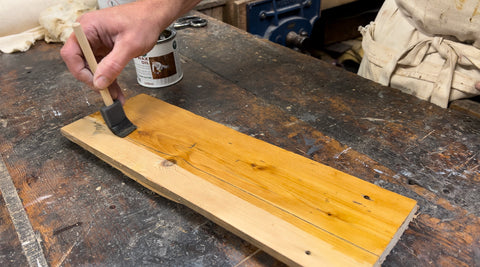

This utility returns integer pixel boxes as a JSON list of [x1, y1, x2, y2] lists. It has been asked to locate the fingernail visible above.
[[94, 76, 111, 89]]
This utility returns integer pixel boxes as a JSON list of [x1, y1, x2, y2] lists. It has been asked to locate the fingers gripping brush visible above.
[[72, 23, 136, 137]]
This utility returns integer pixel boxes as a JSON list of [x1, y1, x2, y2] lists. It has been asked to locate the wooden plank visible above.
[[61, 94, 418, 266], [196, 0, 227, 10], [321, 0, 358, 10], [224, 0, 255, 30], [195, 0, 227, 21], [197, 6, 224, 21]]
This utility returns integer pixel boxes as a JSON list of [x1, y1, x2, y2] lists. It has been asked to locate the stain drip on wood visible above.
[[0, 157, 48, 267]]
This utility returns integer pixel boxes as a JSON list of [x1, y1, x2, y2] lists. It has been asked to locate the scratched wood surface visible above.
[[0, 11, 479, 266], [0, 181, 29, 266]]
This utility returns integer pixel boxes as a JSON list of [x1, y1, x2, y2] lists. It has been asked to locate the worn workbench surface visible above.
[[1, 13, 479, 266]]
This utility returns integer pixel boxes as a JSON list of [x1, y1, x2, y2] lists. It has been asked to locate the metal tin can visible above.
[[133, 28, 183, 88], [97, 0, 135, 9]]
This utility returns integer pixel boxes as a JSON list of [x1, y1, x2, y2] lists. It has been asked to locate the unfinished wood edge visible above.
[[374, 204, 419, 267], [116, 164, 182, 204], [60, 116, 375, 266], [60, 121, 181, 204]]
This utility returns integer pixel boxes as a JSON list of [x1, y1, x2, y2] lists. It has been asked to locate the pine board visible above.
[[61, 94, 418, 266]]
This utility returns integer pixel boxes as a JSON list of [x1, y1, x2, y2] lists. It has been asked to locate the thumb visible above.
[[93, 42, 135, 89]]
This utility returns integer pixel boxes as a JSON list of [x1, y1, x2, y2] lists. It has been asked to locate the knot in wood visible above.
[[162, 158, 177, 167]]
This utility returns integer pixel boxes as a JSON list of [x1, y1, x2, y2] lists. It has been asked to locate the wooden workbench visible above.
[[1, 12, 479, 266]]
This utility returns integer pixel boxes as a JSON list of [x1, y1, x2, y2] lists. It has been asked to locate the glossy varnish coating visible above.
[[62, 94, 418, 266]]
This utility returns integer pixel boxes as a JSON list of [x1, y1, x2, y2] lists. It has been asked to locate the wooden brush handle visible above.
[[72, 22, 114, 106]]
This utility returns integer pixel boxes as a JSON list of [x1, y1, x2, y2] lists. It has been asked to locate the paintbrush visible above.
[[72, 22, 136, 138]]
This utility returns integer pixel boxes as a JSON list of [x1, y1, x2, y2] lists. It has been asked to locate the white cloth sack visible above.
[[0, 0, 58, 37], [358, 0, 480, 108], [0, 0, 97, 53], [39, 1, 97, 43], [395, 0, 480, 48]]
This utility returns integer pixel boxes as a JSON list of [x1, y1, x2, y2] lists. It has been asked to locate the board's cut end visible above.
[[374, 203, 418, 267], [100, 100, 137, 138]]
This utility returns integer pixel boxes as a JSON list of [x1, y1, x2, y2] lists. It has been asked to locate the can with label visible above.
[[133, 28, 183, 88]]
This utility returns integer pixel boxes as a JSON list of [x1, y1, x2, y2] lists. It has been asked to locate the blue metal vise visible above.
[[246, 0, 321, 46]]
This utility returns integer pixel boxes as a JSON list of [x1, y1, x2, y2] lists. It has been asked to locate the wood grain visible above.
[[224, 0, 254, 30], [61, 94, 417, 266]]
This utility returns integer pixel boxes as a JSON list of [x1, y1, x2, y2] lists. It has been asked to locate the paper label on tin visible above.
[[133, 30, 183, 88], [150, 53, 177, 78], [134, 53, 178, 83]]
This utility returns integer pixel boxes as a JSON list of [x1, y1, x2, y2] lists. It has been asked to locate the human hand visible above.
[[61, 0, 201, 103]]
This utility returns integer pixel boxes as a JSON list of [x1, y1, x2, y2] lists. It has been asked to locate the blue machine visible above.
[[246, 0, 321, 46]]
